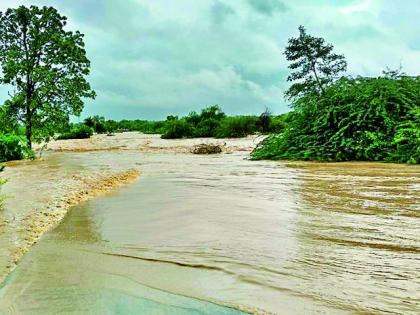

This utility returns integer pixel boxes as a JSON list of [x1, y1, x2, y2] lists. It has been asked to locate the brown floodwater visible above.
[[0, 152, 419, 314]]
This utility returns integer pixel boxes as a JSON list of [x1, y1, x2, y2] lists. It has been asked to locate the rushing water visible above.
[[0, 152, 419, 314]]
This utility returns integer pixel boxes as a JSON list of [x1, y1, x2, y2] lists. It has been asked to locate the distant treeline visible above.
[[59, 106, 289, 140]]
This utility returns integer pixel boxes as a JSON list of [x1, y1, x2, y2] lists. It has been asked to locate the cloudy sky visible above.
[[0, 0, 419, 120]]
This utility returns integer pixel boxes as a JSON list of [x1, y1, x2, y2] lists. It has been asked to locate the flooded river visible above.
[[0, 152, 419, 314]]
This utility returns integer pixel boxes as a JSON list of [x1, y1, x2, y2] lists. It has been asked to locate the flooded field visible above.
[[0, 150, 419, 314]]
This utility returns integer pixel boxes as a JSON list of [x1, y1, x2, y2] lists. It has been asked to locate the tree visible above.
[[257, 108, 272, 133], [84, 115, 106, 133], [0, 5, 95, 148], [284, 25, 347, 101]]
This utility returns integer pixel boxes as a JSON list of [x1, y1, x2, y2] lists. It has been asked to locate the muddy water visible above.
[[0, 152, 419, 314]]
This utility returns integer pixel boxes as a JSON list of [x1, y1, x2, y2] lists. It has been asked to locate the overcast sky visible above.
[[0, 0, 419, 120]]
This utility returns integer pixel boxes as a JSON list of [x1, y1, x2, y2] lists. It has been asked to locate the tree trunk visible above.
[[311, 62, 325, 95], [26, 107, 32, 149], [22, 22, 33, 150]]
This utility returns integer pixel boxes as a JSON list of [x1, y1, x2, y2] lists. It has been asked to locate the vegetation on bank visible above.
[[57, 125, 93, 140], [57, 106, 287, 140], [251, 26, 419, 164], [160, 106, 287, 139], [0, 134, 34, 162], [252, 75, 420, 163]]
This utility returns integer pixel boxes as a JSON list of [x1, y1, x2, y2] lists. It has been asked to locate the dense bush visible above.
[[252, 75, 420, 163], [57, 124, 93, 140], [269, 114, 289, 133], [84, 116, 107, 133], [137, 121, 166, 134], [186, 105, 226, 137], [0, 134, 33, 162], [215, 116, 258, 138], [83, 116, 166, 134], [160, 105, 276, 139], [161, 119, 193, 139]]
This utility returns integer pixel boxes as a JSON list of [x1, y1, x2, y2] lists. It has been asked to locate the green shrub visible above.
[[387, 109, 420, 164], [269, 114, 289, 133], [216, 116, 258, 138], [57, 124, 93, 140], [84, 116, 106, 133], [138, 121, 166, 134], [187, 105, 226, 137], [193, 118, 222, 137], [0, 134, 33, 162], [161, 119, 193, 139], [252, 75, 420, 163], [160, 105, 226, 139]]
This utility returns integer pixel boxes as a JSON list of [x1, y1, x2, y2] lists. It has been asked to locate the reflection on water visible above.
[[0, 152, 419, 314]]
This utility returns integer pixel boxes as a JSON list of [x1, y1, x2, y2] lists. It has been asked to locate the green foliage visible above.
[[57, 124, 93, 140], [160, 105, 284, 139], [0, 133, 33, 162], [285, 25, 347, 101], [186, 105, 226, 137], [269, 113, 289, 133], [84, 116, 107, 133], [161, 119, 192, 139], [252, 75, 420, 163], [215, 116, 258, 138], [137, 121, 166, 134], [387, 108, 420, 164], [83, 116, 165, 134], [161, 105, 225, 139], [80, 105, 274, 140], [0, 5, 95, 148]]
